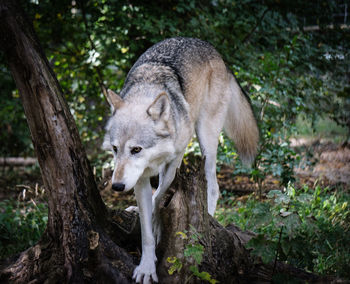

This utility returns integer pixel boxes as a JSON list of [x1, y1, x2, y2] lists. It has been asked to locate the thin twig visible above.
[[272, 225, 283, 278], [241, 8, 269, 44], [272, 203, 290, 279]]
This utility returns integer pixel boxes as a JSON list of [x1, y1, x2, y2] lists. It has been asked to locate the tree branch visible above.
[[241, 8, 269, 44]]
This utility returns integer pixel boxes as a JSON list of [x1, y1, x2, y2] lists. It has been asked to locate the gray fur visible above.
[[123, 37, 220, 94]]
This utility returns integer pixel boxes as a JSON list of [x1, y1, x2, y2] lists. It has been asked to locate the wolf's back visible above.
[[124, 37, 221, 92], [132, 37, 219, 70]]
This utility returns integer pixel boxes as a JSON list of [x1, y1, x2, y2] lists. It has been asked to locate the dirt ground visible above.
[[292, 138, 350, 187], [0, 139, 349, 204], [217, 139, 350, 196]]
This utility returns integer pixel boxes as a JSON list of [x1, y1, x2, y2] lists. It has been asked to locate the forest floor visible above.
[[218, 138, 350, 195], [0, 138, 349, 204], [1, 137, 349, 280]]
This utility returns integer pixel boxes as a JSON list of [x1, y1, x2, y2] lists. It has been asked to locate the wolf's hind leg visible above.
[[196, 112, 226, 216], [152, 153, 183, 209]]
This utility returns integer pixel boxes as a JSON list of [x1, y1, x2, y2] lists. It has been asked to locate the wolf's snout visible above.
[[112, 183, 125, 191]]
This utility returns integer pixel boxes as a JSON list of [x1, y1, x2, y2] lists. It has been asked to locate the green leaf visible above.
[[281, 241, 291, 256], [283, 213, 301, 238], [167, 256, 182, 275], [175, 231, 188, 240], [279, 210, 292, 217], [184, 243, 204, 264], [246, 234, 276, 264]]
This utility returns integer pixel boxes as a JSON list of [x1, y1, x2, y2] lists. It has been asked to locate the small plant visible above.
[[167, 225, 218, 283], [0, 198, 48, 259]]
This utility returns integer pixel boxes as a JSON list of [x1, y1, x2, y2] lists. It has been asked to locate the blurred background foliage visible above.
[[1, 0, 349, 183]]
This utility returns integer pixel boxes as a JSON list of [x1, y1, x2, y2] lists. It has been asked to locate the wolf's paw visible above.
[[152, 212, 162, 245], [133, 257, 158, 283], [125, 205, 139, 213]]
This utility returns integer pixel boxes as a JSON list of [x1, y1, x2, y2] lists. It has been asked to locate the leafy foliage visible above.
[[0, 199, 48, 258], [167, 256, 183, 276], [216, 184, 350, 278]]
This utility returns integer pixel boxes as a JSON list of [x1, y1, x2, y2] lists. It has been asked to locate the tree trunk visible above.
[[0, 1, 135, 283], [155, 162, 325, 283], [0, 1, 331, 283]]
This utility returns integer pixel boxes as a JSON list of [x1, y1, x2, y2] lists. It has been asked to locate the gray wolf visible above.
[[103, 37, 259, 283]]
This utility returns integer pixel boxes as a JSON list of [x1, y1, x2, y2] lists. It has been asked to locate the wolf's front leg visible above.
[[152, 154, 184, 244], [133, 178, 158, 284]]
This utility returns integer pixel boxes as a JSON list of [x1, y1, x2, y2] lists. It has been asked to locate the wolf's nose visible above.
[[112, 183, 125, 191]]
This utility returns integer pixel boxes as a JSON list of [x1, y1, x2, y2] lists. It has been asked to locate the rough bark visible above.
[[0, 1, 332, 283]]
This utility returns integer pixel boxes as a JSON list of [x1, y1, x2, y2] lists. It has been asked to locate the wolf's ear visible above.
[[105, 89, 123, 112], [147, 93, 170, 121]]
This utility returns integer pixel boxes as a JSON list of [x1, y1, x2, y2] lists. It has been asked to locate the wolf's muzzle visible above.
[[112, 183, 125, 191]]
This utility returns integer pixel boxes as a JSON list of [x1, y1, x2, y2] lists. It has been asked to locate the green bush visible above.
[[0, 199, 48, 259], [216, 184, 350, 278]]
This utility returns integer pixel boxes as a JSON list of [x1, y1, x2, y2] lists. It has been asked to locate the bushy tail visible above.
[[224, 75, 259, 166]]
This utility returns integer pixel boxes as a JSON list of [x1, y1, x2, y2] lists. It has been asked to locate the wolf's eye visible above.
[[131, 147, 142, 155], [112, 145, 118, 153]]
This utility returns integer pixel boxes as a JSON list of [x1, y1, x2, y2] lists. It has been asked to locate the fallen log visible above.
[[0, 157, 37, 166]]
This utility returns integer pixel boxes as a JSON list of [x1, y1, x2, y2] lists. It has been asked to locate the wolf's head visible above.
[[103, 89, 176, 192]]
